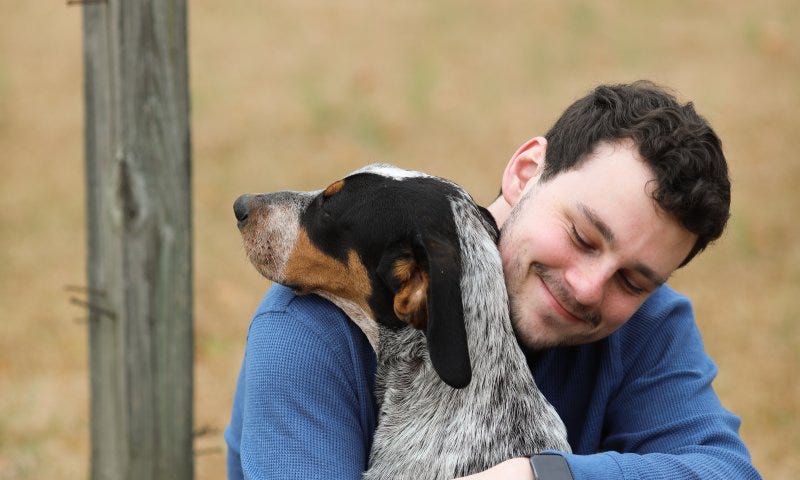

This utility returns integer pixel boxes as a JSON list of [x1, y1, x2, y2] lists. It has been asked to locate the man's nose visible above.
[[564, 259, 613, 307]]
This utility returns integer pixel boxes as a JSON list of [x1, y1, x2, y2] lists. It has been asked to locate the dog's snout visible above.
[[233, 195, 251, 225]]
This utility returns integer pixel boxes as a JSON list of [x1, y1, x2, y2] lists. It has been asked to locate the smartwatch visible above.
[[530, 454, 573, 480]]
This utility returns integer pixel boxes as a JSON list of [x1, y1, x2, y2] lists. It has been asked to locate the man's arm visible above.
[[461, 291, 761, 480], [553, 297, 759, 479], [458, 458, 535, 480], [226, 289, 376, 480], [459, 289, 760, 480]]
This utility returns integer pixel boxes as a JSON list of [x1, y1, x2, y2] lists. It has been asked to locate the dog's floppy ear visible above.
[[377, 234, 472, 389]]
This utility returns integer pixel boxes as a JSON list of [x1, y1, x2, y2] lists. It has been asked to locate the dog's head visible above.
[[234, 164, 495, 388]]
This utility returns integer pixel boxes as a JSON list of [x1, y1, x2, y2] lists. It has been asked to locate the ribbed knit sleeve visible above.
[[534, 285, 761, 480], [225, 285, 377, 480]]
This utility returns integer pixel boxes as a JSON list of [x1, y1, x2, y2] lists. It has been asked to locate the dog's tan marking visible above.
[[283, 228, 374, 316], [323, 179, 345, 198], [391, 257, 429, 330]]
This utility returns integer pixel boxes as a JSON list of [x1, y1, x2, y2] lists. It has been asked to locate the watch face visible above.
[[532, 454, 573, 480]]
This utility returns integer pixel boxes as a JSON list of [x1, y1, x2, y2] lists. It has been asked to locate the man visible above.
[[225, 81, 761, 479]]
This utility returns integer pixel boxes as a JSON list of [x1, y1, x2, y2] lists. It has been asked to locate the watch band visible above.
[[530, 454, 573, 480]]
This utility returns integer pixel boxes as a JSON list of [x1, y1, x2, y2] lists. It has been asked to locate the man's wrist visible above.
[[530, 454, 573, 480]]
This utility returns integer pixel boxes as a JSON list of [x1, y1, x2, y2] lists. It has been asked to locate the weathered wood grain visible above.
[[82, 1, 193, 478]]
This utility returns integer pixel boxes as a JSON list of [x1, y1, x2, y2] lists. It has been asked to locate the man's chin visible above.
[[513, 317, 597, 351], [512, 317, 563, 351], [524, 334, 595, 352]]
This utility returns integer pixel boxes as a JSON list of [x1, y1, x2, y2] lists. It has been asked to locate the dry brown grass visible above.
[[1, 1, 798, 478]]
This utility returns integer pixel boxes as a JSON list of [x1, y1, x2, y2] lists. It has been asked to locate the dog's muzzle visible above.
[[233, 190, 318, 283], [234, 191, 316, 228]]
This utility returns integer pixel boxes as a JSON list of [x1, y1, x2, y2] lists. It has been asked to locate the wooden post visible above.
[[81, 1, 193, 479]]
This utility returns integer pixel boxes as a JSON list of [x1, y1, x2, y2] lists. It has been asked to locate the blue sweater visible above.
[[225, 284, 760, 480]]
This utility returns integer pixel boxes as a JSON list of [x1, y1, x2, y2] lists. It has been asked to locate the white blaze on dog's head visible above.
[[351, 163, 430, 181]]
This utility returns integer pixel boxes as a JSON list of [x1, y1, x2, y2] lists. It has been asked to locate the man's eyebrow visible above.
[[576, 202, 667, 287]]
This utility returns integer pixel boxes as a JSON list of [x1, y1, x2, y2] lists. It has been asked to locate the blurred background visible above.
[[1, 0, 798, 478]]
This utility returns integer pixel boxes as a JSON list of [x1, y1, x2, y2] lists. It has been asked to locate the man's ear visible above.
[[501, 136, 547, 206]]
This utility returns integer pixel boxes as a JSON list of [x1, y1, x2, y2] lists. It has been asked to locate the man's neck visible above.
[[486, 195, 511, 229]]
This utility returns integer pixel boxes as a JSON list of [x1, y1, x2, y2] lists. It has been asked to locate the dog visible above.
[[234, 164, 570, 479]]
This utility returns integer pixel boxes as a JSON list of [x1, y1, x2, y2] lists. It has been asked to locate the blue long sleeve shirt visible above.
[[225, 283, 760, 479]]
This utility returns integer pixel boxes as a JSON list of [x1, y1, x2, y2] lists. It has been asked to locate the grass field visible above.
[[1, 1, 798, 478]]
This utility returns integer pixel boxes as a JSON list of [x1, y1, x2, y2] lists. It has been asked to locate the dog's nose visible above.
[[233, 195, 251, 225]]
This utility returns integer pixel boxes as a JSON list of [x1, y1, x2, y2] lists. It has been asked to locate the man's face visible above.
[[499, 140, 697, 350]]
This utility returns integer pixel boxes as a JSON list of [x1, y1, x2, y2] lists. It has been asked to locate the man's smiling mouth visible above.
[[533, 263, 601, 328]]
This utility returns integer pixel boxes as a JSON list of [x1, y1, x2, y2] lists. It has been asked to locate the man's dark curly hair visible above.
[[541, 80, 730, 267]]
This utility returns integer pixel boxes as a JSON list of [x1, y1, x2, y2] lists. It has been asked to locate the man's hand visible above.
[[456, 457, 534, 480]]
